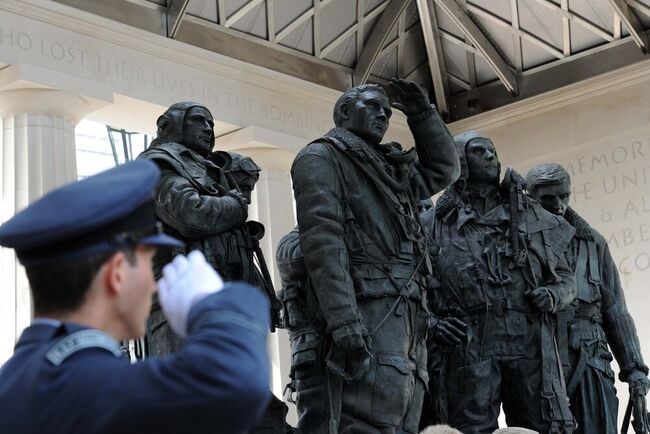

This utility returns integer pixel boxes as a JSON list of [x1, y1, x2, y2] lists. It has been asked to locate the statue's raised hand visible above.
[[388, 78, 431, 116]]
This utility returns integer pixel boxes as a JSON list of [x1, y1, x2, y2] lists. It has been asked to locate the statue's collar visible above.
[[563, 207, 594, 240], [324, 127, 416, 164]]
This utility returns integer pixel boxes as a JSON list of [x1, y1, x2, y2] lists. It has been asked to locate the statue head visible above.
[[155, 102, 215, 157], [333, 84, 391, 145], [525, 163, 571, 216], [228, 152, 261, 204], [454, 131, 501, 186]]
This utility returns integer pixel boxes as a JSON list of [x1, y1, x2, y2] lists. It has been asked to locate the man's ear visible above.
[[156, 115, 169, 138], [102, 252, 127, 297], [340, 103, 350, 120]]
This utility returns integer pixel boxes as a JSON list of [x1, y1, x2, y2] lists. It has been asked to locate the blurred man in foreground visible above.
[[0, 160, 271, 434]]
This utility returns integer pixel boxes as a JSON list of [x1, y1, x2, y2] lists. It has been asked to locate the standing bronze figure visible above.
[[424, 132, 576, 433], [526, 163, 650, 434], [137, 102, 287, 433], [290, 79, 460, 433]]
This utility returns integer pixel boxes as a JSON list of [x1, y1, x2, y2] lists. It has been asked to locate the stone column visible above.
[[244, 148, 297, 397], [0, 88, 93, 364], [215, 126, 304, 424]]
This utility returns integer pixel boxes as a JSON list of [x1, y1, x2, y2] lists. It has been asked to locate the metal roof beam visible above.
[[353, 0, 410, 85], [627, 0, 650, 18], [53, 0, 352, 90], [466, 2, 564, 59], [178, 15, 352, 89], [54, 0, 166, 34], [531, 0, 614, 43], [447, 33, 650, 120], [274, 0, 335, 43], [608, 0, 648, 52], [166, 0, 190, 38], [313, 0, 322, 57], [357, 0, 365, 60], [440, 29, 482, 56], [435, 0, 518, 94], [225, 0, 264, 28], [266, 0, 274, 41], [416, 0, 449, 114], [379, 23, 421, 57], [448, 72, 472, 91], [510, 0, 523, 71]]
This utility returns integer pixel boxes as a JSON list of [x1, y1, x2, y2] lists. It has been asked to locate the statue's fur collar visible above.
[[322, 127, 416, 193], [435, 187, 458, 218], [323, 127, 412, 159], [562, 207, 594, 240]]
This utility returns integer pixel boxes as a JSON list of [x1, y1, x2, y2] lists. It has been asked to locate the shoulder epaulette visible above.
[[45, 329, 122, 366]]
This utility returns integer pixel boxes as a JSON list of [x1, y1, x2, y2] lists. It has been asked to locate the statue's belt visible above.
[[574, 303, 603, 323], [349, 262, 419, 280], [453, 302, 539, 317]]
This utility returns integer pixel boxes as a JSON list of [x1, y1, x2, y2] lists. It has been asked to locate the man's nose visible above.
[[376, 110, 387, 122], [485, 150, 495, 160]]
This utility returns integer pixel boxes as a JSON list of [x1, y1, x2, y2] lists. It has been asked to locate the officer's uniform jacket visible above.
[[0, 285, 271, 434], [291, 106, 459, 337], [562, 207, 648, 383]]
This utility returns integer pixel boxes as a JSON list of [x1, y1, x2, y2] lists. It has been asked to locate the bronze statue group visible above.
[[141, 79, 649, 434]]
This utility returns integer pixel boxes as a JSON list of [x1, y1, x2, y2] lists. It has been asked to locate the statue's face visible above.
[[465, 138, 500, 184], [342, 89, 392, 145], [531, 181, 571, 216], [183, 106, 214, 156]]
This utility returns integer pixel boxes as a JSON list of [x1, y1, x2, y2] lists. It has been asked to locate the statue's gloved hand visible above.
[[158, 250, 225, 338], [629, 370, 650, 395], [428, 316, 467, 346], [330, 323, 372, 382], [227, 189, 249, 208], [527, 287, 555, 313], [388, 78, 431, 116], [629, 370, 650, 434]]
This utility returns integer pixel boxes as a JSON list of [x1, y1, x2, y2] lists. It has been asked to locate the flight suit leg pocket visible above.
[[403, 367, 430, 432], [371, 353, 415, 425], [291, 332, 320, 379], [445, 359, 497, 428]]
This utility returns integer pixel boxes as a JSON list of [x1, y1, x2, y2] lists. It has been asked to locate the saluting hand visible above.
[[158, 251, 225, 338], [388, 78, 431, 116]]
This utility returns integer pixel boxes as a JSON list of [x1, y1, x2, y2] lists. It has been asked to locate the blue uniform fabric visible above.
[[0, 284, 272, 434]]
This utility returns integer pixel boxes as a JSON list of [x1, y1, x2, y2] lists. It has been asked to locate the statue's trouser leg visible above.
[[443, 357, 501, 434], [569, 365, 618, 434], [501, 357, 558, 432], [295, 374, 329, 434], [338, 297, 429, 434], [249, 395, 295, 434]]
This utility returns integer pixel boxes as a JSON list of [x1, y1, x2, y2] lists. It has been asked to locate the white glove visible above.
[[157, 250, 224, 338]]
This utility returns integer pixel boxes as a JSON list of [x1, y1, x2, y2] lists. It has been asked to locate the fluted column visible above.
[[0, 88, 93, 364], [243, 148, 296, 396]]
